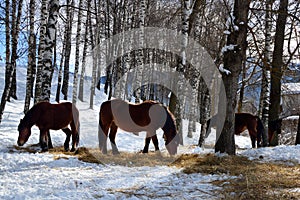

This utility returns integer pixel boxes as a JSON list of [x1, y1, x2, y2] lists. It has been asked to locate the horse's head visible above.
[[163, 129, 179, 155], [17, 119, 31, 146]]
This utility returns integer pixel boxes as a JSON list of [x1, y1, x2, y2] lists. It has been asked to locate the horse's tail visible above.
[[256, 116, 265, 147], [73, 106, 80, 146]]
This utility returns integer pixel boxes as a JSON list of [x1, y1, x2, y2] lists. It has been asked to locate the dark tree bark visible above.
[[215, 0, 251, 155], [269, 0, 288, 146], [296, 115, 300, 145]]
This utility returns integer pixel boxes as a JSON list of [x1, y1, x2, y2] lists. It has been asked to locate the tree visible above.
[[35, 0, 48, 103], [24, 0, 37, 113], [39, 0, 59, 101], [61, 0, 75, 101], [72, 0, 83, 105], [215, 0, 251, 155], [78, 0, 91, 102], [258, 0, 273, 147], [296, 115, 300, 145], [269, 0, 288, 146], [0, 0, 23, 123]]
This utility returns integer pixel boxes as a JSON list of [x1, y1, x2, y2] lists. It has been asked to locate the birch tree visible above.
[[24, 0, 36, 113], [35, 0, 48, 102], [78, 0, 91, 102], [0, 0, 23, 123], [62, 0, 74, 101], [72, 0, 83, 105], [258, 0, 273, 146], [39, 0, 59, 101]]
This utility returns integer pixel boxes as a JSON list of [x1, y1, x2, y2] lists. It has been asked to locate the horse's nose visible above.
[[17, 141, 24, 146]]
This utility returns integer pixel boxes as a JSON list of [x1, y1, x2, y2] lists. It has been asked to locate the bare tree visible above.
[[269, 0, 288, 146], [0, 0, 23, 123], [62, 0, 75, 101], [72, 0, 84, 105], [24, 0, 36, 113], [215, 0, 251, 155]]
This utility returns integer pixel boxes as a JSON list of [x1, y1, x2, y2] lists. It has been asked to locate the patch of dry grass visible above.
[[172, 153, 300, 200], [11, 145, 300, 199], [11, 145, 178, 167]]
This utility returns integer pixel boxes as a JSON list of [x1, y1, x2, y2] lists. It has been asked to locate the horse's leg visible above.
[[250, 134, 256, 148], [151, 134, 160, 152], [47, 130, 53, 149], [70, 121, 80, 152], [39, 129, 49, 152], [109, 122, 119, 155], [62, 128, 72, 151], [142, 137, 151, 153]]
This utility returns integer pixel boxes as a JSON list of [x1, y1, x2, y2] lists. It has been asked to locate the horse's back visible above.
[[35, 102, 76, 130]]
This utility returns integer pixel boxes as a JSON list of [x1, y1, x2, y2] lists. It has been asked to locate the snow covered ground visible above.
[[0, 66, 299, 199]]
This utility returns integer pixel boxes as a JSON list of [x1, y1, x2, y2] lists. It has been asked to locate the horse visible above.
[[268, 118, 282, 145], [98, 99, 179, 155], [17, 102, 80, 152], [206, 113, 265, 148]]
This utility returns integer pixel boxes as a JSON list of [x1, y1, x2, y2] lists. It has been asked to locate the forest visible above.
[[0, 0, 300, 198]]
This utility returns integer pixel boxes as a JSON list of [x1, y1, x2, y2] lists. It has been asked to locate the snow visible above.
[[218, 64, 231, 75], [0, 65, 300, 199]]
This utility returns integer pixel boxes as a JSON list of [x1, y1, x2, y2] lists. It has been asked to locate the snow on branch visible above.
[[219, 64, 231, 75]]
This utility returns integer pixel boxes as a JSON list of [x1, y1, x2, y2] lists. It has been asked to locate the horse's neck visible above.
[[24, 107, 39, 127], [163, 112, 176, 131]]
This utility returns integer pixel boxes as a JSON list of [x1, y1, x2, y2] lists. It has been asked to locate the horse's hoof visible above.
[[70, 148, 76, 152], [112, 151, 120, 155], [102, 150, 108, 154], [41, 148, 48, 152]]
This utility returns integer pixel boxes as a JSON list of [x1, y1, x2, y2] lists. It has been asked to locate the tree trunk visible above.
[[0, 0, 23, 123], [72, 0, 83, 105], [39, 0, 59, 101], [258, 0, 273, 147], [215, 0, 251, 155], [269, 0, 288, 146], [9, 0, 23, 100], [296, 115, 300, 145], [62, 0, 74, 101], [78, 0, 91, 102], [35, 0, 48, 103], [24, 0, 36, 113]]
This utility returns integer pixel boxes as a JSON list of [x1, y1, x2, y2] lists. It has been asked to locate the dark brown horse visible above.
[[206, 113, 265, 148], [268, 118, 282, 145], [98, 99, 179, 155], [17, 102, 80, 152]]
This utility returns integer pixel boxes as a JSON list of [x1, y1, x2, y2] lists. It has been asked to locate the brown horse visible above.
[[206, 113, 265, 148], [98, 99, 179, 155], [268, 118, 282, 145], [17, 102, 80, 152]]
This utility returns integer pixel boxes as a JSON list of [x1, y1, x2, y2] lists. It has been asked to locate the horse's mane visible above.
[[22, 103, 41, 127]]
